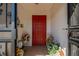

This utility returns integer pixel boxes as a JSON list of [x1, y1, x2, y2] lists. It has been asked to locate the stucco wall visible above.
[[17, 3, 53, 46], [50, 4, 68, 55]]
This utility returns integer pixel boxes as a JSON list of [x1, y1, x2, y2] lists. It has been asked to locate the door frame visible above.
[[32, 15, 47, 46]]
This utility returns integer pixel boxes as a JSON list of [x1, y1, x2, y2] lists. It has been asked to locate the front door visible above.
[[0, 3, 16, 56], [68, 3, 79, 56], [32, 15, 46, 46]]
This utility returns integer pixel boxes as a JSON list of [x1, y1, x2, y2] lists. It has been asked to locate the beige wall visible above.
[[50, 4, 68, 55], [17, 3, 53, 46]]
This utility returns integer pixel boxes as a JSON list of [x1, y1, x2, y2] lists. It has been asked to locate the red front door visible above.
[[32, 15, 46, 46]]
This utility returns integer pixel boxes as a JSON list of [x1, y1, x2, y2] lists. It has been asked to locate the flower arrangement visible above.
[[16, 48, 24, 56], [16, 32, 30, 56]]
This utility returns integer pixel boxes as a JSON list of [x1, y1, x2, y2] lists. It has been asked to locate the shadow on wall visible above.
[[50, 4, 68, 56]]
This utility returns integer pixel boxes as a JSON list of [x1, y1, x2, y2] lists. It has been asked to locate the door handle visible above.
[[63, 28, 69, 30], [7, 12, 11, 24], [62, 27, 79, 30]]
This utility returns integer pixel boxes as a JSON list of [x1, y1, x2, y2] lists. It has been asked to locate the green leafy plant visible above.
[[46, 36, 59, 55], [47, 42, 59, 55]]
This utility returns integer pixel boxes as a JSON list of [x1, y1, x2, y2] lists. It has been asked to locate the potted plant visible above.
[[46, 35, 60, 56]]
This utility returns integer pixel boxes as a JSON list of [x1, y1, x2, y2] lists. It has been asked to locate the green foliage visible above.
[[46, 39, 59, 55]]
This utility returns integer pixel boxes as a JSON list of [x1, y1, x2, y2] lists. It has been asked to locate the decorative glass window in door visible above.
[[0, 3, 6, 25], [0, 3, 3, 15], [0, 3, 12, 28]]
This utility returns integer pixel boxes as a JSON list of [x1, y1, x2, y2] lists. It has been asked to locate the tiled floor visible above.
[[23, 46, 48, 56]]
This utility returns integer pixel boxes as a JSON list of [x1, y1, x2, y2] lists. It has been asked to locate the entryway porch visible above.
[[23, 46, 48, 56]]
